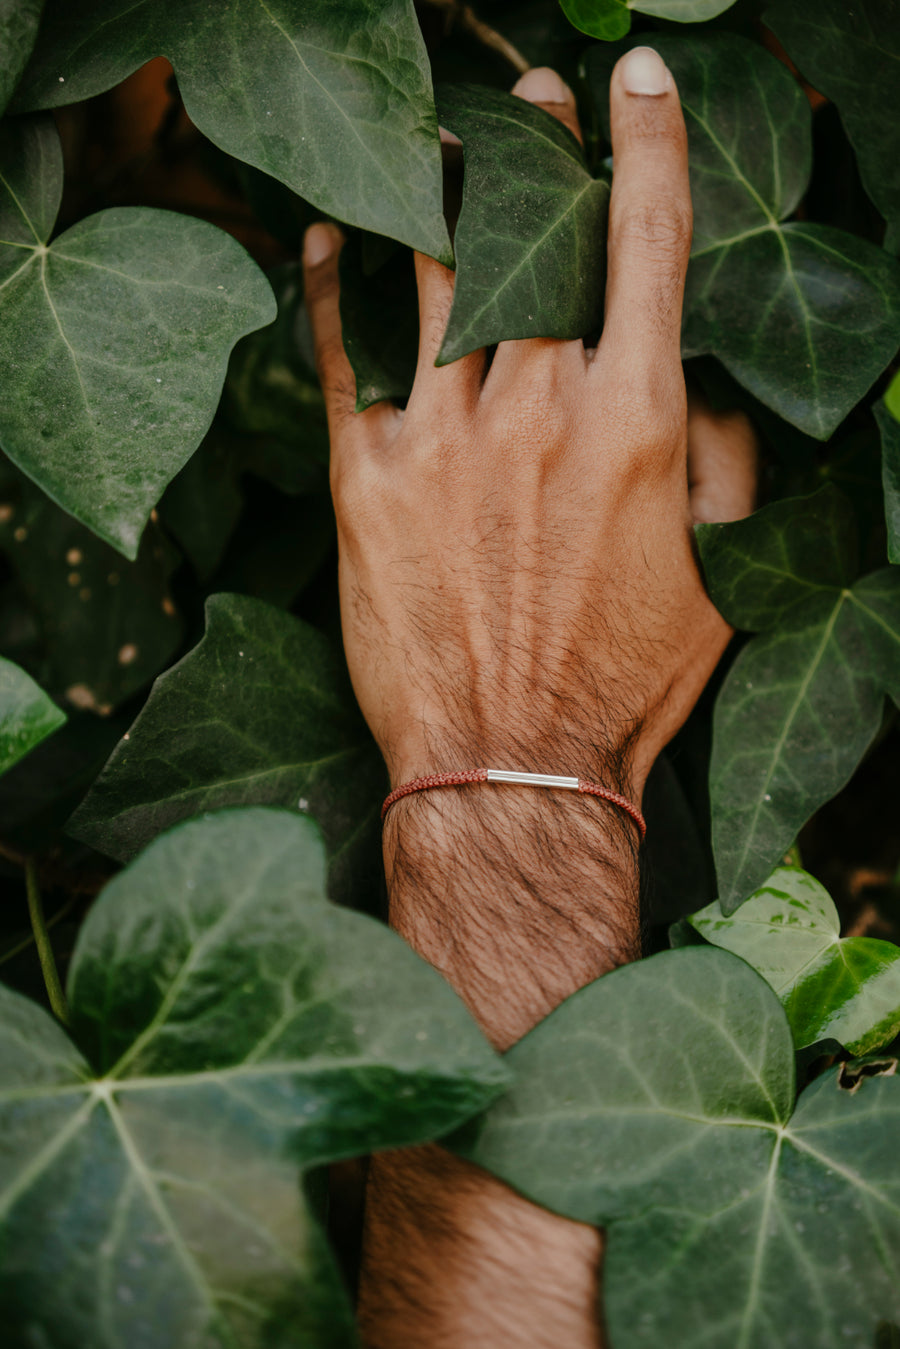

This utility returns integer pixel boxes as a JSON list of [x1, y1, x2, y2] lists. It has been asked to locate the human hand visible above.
[[302, 48, 757, 806]]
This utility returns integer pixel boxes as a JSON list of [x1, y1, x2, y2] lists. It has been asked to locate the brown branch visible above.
[[424, 0, 531, 76]]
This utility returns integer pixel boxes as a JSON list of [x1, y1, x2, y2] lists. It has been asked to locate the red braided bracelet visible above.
[[381, 768, 646, 840]]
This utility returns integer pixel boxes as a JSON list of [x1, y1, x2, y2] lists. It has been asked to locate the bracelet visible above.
[[381, 768, 646, 839]]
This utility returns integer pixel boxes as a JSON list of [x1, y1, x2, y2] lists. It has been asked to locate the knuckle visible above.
[[614, 198, 692, 262]]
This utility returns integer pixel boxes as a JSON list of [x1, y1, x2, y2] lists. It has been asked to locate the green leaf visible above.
[[690, 866, 900, 1053], [339, 235, 419, 411], [67, 593, 385, 906], [0, 654, 64, 776], [0, 0, 43, 114], [560, 0, 735, 41], [0, 807, 507, 1348], [436, 85, 609, 365], [765, 1, 900, 245], [0, 116, 276, 558], [0, 458, 183, 709], [589, 35, 900, 438], [709, 591, 883, 911], [13, 0, 451, 262], [876, 401, 900, 565], [886, 371, 900, 422], [458, 946, 900, 1348], [695, 486, 858, 631]]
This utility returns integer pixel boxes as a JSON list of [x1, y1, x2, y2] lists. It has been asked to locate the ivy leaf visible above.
[[0, 116, 275, 558], [695, 485, 858, 630], [876, 401, 900, 565], [560, 0, 735, 42], [13, 0, 450, 262], [67, 593, 385, 906], [436, 85, 609, 365], [0, 0, 43, 114], [701, 491, 900, 908], [0, 655, 64, 776], [339, 235, 419, 411], [0, 807, 507, 1348], [765, 1, 900, 247], [689, 866, 900, 1054], [457, 946, 900, 1348], [589, 36, 900, 438], [0, 458, 183, 710]]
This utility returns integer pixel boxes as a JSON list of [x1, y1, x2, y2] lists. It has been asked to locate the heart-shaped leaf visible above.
[[67, 593, 385, 906], [0, 116, 276, 558], [457, 946, 900, 1349], [698, 490, 900, 908], [436, 85, 609, 365], [876, 400, 900, 565], [13, 0, 450, 262], [0, 807, 507, 1348], [0, 0, 43, 114], [588, 35, 900, 437], [766, 0, 900, 248], [689, 866, 900, 1053], [0, 655, 64, 776], [560, 0, 735, 42]]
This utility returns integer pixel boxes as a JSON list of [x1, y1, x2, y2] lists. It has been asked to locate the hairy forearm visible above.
[[357, 785, 641, 1348]]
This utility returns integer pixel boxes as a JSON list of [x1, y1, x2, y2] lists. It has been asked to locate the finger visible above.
[[687, 395, 759, 524], [302, 223, 396, 443], [488, 68, 586, 385], [600, 47, 692, 375]]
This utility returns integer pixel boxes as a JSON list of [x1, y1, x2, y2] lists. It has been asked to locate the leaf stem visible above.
[[425, 0, 530, 76], [25, 858, 69, 1024]]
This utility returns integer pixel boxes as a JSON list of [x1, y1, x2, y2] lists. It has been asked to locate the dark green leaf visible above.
[[458, 946, 900, 1348], [0, 116, 276, 557], [766, 0, 900, 245], [690, 866, 900, 1053], [339, 235, 419, 411], [886, 371, 900, 421], [0, 654, 64, 776], [0, 459, 183, 709], [67, 593, 385, 905], [850, 567, 900, 708], [589, 36, 900, 437], [0, 0, 43, 114], [13, 0, 451, 262], [695, 486, 858, 631], [0, 807, 507, 1348], [876, 401, 900, 565], [436, 84, 609, 364], [709, 591, 883, 911]]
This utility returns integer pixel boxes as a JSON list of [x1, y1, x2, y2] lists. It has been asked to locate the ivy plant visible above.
[[1, 0, 900, 1345]]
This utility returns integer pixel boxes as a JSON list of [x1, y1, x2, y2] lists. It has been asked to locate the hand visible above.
[[302, 48, 757, 807]]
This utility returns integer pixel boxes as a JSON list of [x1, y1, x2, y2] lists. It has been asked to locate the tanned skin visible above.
[[302, 48, 758, 1349]]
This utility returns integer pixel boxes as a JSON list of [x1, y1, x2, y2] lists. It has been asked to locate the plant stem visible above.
[[25, 858, 69, 1024], [425, 0, 530, 76]]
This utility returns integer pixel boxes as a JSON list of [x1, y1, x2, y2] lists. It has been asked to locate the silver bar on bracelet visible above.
[[486, 770, 579, 789]]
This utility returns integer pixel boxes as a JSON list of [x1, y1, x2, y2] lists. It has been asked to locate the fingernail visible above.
[[620, 47, 671, 97], [512, 66, 571, 105], [439, 125, 462, 147], [303, 222, 338, 267]]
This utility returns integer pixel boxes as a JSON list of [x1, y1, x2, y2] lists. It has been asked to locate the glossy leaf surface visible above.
[[590, 36, 900, 437], [0, 117, 275, 557], [690, 867, 900, 1053], [0, 808, 506, 1348], [561, 0, 735, 40], [436, 85, 609, 364], [766, 0, 900, 244], [13, 0, 450, 261], [0, 654, 64, 776], [0, 0, 43, 113], [67, 593, 385, 903], [458, 946, 900, 1348]]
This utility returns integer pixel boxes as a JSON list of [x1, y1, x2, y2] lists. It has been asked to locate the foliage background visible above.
[[1, 0, 900, 1345]]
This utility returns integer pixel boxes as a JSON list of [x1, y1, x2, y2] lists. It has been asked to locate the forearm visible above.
[[357, 786, 641, 1348]]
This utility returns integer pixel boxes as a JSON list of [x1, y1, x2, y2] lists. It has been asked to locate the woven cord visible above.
[[381, 769, 646, 840]]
